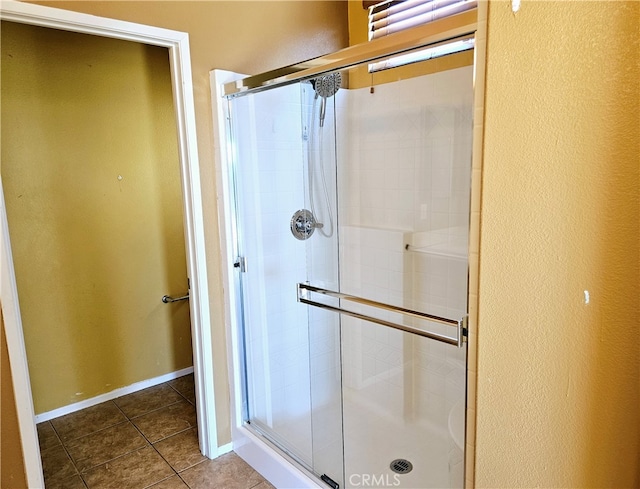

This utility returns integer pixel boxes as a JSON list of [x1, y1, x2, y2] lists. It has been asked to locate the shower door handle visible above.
[[297, 283, 467, 347], [233, 256, 247, 273]]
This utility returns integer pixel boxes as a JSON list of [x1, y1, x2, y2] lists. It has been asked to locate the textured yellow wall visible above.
[[1, 312, 28, 489], [1, 21, 192, 414], [475, 1, 639, 487], [29, 0, 349, 446]]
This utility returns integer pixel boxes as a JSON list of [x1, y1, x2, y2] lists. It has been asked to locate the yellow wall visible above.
[[1, 312, 28, 489], [1, 21, 192, 414], [475, 1, 639, 487], [29, 0, 349, 447]]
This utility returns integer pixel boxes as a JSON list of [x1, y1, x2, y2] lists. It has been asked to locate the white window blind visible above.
[[368, 0, 477, 40]]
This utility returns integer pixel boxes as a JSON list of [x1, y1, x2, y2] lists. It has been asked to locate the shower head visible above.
[[311, 72, 341, 128], [311, 72, 342, 98]]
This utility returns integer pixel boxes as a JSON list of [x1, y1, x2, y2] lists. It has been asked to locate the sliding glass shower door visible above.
[[228, 81, 344, 487], [227, 60, 472, 489], [332, 66, 472, 489]]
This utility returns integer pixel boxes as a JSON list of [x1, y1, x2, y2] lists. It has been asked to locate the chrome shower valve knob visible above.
[[290, 209, 320, 240]]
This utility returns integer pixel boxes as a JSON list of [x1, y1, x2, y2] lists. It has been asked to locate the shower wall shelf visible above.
[[405, 228, 469, 260], [405, 245, 467, 260]]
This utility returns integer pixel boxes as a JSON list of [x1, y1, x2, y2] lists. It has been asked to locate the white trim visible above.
[[0, 0, 189, 46], [210, 69, 246, 432], [217, 442, 234, 456], [0, 3, 219, 486], [0, 180, 43, 489], [34, 367, 194, 423]]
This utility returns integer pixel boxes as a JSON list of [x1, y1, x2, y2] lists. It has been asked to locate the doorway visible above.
[[0, 3, 216, 487], [1, 20, 193, 417]]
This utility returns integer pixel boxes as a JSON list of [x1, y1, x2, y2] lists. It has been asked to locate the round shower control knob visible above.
[[290, 209, 317, 240]]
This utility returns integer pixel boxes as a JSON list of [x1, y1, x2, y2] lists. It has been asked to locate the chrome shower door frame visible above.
[[213, 10, 478, 487]]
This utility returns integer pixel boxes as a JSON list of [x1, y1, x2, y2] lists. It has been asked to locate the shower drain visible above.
[[390, 459, 413, 474]]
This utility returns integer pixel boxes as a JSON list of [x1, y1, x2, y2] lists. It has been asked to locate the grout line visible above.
[[115, 382, 180, 421], [50, 420, 64, 448], [166, 378, 196, 406], [49, 400, 125, 446], [73, 445, 153, 480], [63, 419, 133, 448], [170, 447, 209, 475], [128, 397, 192, 422], [166, 383, 193, 405], [142, 475, 176, 489], [177, 469, 195, 489], [48, 425, 90, 489], [144, 445, 180, 488], [249, 476, 270, 489], [149, 425, 197, 445], [175, 458, 213, 489], [46, 419, 83, 479], [112, 399, 130, 420], [49, 438, 82, 488], [127, 412, 157, 446]]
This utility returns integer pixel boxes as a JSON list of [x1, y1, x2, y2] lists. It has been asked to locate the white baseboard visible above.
[[34, 366, 194, 423], [217, 442, 233, 456]]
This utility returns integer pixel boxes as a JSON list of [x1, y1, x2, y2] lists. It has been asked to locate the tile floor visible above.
[[37, 374, 274, 489]]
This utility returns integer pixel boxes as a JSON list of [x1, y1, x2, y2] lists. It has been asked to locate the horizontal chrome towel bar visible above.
[[162, 293, 189, 303], [297, 283, 466, 347]]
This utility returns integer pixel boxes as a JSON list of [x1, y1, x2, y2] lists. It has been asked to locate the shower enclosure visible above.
[[215, 26, 475, 489]]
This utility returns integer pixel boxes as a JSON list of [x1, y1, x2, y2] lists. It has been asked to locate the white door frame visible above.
[[0, 2, 218, 486]]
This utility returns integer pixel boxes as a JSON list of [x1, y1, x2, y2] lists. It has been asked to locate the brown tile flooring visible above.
[[37, 374, 274, 489]]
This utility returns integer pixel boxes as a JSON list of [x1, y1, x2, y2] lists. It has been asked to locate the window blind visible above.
[[369, 0, 477, 40]]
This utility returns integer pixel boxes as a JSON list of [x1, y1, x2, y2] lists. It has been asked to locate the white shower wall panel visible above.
[[340, 66, 473, 236]]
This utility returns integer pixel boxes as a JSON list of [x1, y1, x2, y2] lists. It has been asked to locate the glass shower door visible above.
[[228, 81, 344, 486], [227, 57, 473, 489], [297, 63, 473, 488], [333, 64, 473, 489]]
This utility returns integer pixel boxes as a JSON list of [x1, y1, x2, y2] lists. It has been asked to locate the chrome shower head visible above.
[[311, 72, 341, 128], [311, 72, 342, 98]]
